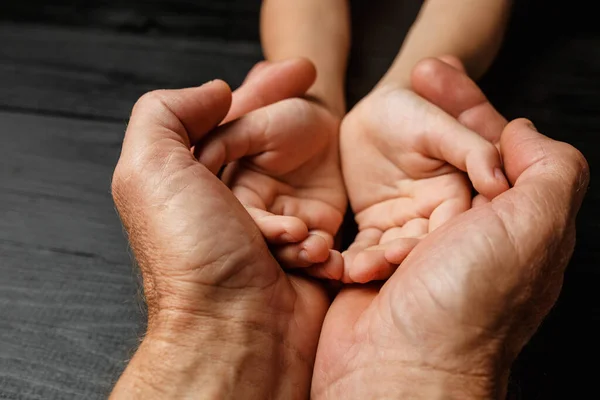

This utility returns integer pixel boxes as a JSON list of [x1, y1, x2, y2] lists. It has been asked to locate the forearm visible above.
[[378, 0, 512, 88], [261, 0, 350, 115], [110, 311, 311, 399]]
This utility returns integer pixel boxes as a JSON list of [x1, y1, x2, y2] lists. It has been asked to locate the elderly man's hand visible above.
[[311, 59, 589, 399], [110, 78, 329, 399]]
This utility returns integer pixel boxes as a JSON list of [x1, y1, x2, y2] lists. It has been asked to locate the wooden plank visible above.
[[0, 0, 261, 41], [0, 23, 262, 121], [0, 110, 140, 399]]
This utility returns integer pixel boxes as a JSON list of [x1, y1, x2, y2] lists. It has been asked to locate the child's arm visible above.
[[377, 0, 513, 89], [261, 0, 351, 116]]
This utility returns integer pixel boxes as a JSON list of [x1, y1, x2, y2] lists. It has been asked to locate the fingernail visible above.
[[494, 167, 510, 188], [299, 250, 311, 263], [279, 233, 296, 243], [526, 120, 538, 132]]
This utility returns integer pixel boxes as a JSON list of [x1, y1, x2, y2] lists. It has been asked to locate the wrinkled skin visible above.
[[312, 59, 589, 399]]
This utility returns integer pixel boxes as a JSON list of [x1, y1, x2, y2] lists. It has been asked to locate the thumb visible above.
[[500, 119, 589, 215], [223, 58, 317, 123], [411, 57, 507, 144], [124, 80, 232, 156]]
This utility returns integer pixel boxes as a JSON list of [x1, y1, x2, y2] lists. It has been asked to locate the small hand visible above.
[[195, 60, 347, 279], [312, 61, 589, 399], [111, 81, 329, 399], [340, 58, 509, 283]]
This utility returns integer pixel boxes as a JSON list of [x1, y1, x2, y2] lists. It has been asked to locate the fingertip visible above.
[[476, 168, 510, 200], [301, 234, 330, 263], [305, 250, 344, 281], [467, 142, 510, 199], [349, 249, 394, 284], [198, 80, 233, 121], [252, 214, 309, 245], [195, 141, 225, 175], [411, 57, 445, 87], [502, 118, 541, 144], [494, 167, 511, 191], [287, 57, 317, 83], [279, 219, 309, 243], [383, 238, 420, 265], [204, 79, 232, 96]]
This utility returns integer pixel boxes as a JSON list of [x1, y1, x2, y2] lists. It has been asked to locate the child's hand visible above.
[[339, 57, 510, 283], [194, 60, 347, 279]]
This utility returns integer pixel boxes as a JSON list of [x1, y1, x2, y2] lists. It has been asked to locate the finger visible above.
[[348, 248, 392, 283], [384, 238, 421, 265], [196, 98, 316, 174], [308, 229, 335, 249], [428, 197, 471, 232], [412, 58, 507, 144], [379, 218, 429, 244], [342, 228, 382, 283], [241, 61, 271, 84], [246, 207, 309, 244], [271, 196, 345, 236], [501, 120, 589, 213], [472, 194, 490, 208], [223, 58, 317, 124], [126, 80, 232, 154], [420, 112, 510, 199], [273, 233, 331, 268], [304, 250, 345, 281], [437, 55, 466, 72], [348, 238, 420, 283], [354, 198, 420, 233]]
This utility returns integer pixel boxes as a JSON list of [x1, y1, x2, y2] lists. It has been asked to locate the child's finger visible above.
[[378, 218, 428, 244], [241, 61, 270, 84], [270, 197, 344, 239], [223, 58, 316, 124], [246, 207, 309, 244], [195, 98, 326, 174], [273, 233, 331, 268], [347, 238, 420, 283], [412, 57, 507, 144], [472, 194, 490, 208], [384, 238, 421, 265], [304, 250, 344, 281], [428, 197, 471, 233], [348, 247, 394, 283], [420, 113, 510, 200], [342, 228, 382, 281]]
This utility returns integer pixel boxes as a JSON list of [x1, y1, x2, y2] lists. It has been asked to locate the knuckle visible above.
[[132, 90, 167, 115], [557, 142, 589, 182]]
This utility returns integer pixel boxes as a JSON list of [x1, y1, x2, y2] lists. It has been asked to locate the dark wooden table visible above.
[[0, 1, 598, 398]]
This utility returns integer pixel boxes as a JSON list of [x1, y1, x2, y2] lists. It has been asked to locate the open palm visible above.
[[339, 59, 509, 283]]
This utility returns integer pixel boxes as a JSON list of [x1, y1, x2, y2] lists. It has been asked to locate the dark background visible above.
[[0, 1, 598, 398]]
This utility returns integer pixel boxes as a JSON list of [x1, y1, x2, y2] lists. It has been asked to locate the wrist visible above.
[[316, 361, 508, 400], [111, 309, 314, 399], [375, 62, 413, 91], [306, 82, 346, 118]]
